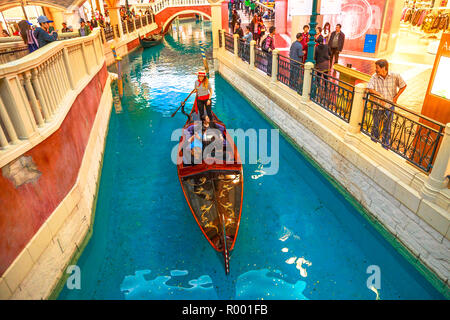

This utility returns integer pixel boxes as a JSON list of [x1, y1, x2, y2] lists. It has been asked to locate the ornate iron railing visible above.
[[224, 32, 234, 53], [277, 54, 304, 95], [114, 25, 119, 38], [237, 39, 250, 63], [361, 93, 445, 172], [310, 69, 354, 122], [104, 25, 114, 41], [254, 48, 272, 76], [142, 16, 147, 26], [122, 21, 128, 34], [135, 17, 142, 29], [218, 30, 222, 48], [127, 19, 135, 32]]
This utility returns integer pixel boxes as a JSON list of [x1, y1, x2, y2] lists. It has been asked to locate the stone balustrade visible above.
[[151, 0, 210, 14], [0, 28, 105, 168]]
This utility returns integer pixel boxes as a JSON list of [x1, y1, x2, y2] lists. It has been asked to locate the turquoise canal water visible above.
[[58, 20, 445, 300]]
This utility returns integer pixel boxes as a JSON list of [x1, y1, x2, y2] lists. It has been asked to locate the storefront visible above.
[[398, 0, 450, 63]]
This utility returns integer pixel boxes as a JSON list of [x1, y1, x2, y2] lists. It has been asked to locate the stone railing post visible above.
[[62, 47, 75, 89], [0, 77, 36, 139], [0, 96, 19, 144], [23, 71, 44, 127], [80, 42, 90, 75], [302, 62, 314, 102], [421, 123, 450, 201], [347, 83, 367, 134], [249, 40, 256, 69], [233, 33, 239, 56], [271, 49, 279, 83], [31, 68, 51, 122]]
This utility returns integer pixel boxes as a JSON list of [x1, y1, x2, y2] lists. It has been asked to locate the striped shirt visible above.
[[367, 72, 406, 102]]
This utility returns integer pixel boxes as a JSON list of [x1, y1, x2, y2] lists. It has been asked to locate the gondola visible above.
[[176, 101, 243, 275], [139, 33, 163, 48]]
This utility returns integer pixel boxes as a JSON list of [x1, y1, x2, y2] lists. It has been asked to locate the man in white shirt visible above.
[[367, 59, 407, 148]]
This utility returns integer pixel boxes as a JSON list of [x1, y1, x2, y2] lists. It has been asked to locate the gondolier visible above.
[[194, 70, 213, 120]]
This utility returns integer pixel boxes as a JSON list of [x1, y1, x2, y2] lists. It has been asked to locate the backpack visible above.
[[261, 35, 270, 52]]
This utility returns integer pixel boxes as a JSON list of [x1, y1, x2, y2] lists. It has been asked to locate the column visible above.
[[233, 33, 239, 60], [421, 123, 450, 201], [210, 1, 222, 58], [302, 62, 314, 102], [109, 7, 124, 38], [271, 49, 279, 83]]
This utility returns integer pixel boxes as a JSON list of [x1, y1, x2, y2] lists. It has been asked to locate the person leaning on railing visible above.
[[34, 15, 58, 49], [366, 59, 407, 149], [79, 19, 92, 37], [289, 33, 304, 87]]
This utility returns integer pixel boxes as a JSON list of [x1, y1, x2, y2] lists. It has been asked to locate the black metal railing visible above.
[[218, 30, 222, 48], [142, 16, 147, 26], [104, 25, 114, 41], [122, 21, 128, 34], [254, 48, 272, 76], [135, 17, 141, 29], [361, 93, 445, 172], [310, 69, 354, 122], [127, 19, 135, 32], [114, 25, 119, 38], [224, 32, 234, 53], [277, 54, 304, 95], [237, 39, 250, 63]]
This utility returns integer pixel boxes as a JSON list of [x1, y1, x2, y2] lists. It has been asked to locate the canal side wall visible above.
[[0, 67, 114, 300], [216, 50, 450, 288]]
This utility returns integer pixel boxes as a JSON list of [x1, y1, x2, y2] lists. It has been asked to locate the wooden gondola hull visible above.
[[176, 104, 243, 273], [139, 36, 163, 48], [179, 169, 243, 253]]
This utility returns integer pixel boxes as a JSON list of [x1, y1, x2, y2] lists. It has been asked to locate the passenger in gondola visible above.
[[194, 71, 213, 121], [183, 120, 202, 165]]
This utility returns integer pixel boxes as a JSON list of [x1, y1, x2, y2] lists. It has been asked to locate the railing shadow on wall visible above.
[[0, 28, 105, 168], [217, 29, 447, 176]]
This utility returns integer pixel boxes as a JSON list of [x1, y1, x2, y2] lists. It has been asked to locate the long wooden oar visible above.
[[171, 89, 196, 117]]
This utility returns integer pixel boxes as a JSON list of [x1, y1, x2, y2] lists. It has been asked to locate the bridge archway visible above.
[[161, 10, 212, 34]]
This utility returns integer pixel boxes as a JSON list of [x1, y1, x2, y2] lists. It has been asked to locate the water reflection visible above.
[[235, 269, 308, 300], [120, 269, 218, 300]]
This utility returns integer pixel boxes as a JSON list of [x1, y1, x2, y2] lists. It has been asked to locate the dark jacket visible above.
[[329, 31, 345, 51], [234, 27, 244, 38], [33, 27, 58, 48], [78, 25, 91, 37], [314, 44, 331, 71], [289, 40, 303, 62]]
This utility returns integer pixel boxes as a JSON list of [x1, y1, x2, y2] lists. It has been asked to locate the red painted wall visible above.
[[222, 1, 229, 30], [0, 64, 109, 276]]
